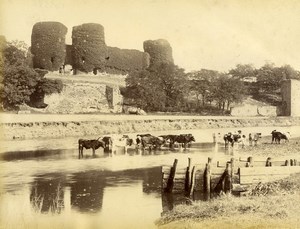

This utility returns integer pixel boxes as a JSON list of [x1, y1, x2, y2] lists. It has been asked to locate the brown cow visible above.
[[78, 138, 105, 158]]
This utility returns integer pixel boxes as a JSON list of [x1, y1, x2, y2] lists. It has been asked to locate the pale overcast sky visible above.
[[1, 0, 300, 72]]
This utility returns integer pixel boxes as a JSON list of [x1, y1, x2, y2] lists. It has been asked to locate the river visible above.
[[1, 126, 299, 229]]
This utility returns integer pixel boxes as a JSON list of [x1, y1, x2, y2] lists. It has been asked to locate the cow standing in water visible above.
[[78, 138, 105, 158], [223, 131, 242, 148], [140, 135, 166, 151], [159, 134, 195, 150], [271, 130, 289, 144]]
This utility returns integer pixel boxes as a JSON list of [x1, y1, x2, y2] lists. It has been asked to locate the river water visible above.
[[0, 143, 233, 229], [1, 126, 299, 229]]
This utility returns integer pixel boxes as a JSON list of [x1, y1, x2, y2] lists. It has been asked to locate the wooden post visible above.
[[285, 160, 290, 166], [164, 159, 178, 193], [208, 157, 212, 164], [247, 157, 253, 167], [224, 162, 232, 193], [230, 158, 234, 190], [266, 157, 272, 167], [185, 158, 192, 192], [189, 166, 196, 196], [204, 161, 211, 200]]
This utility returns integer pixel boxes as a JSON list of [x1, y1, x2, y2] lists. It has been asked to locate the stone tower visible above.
[[31, 21, 67, 71], [143, 39, 174, 66], [72, 23, 107, 73]]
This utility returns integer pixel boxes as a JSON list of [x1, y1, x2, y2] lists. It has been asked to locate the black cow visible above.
[[159, 134, 178, 149], [141, 135, 166, 150], [223, 133, 241, 148], [271, 130, 288, 144], [78, 138, 105, 158], [102, 136, 113, 151], [174, 134, 195, 149], [159, 134, 195, 149], [136, 134, 152, 146]]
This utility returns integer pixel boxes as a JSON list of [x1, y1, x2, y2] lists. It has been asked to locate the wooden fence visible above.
[[161, 156, 300, 198]]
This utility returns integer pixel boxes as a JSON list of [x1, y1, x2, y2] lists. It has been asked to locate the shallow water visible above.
[[0, 142, 235, 229], [1, 125, 300, 228]]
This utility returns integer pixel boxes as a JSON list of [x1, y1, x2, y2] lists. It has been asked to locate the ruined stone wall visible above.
[[281, 79, 300, 116], [104, 46, 150, 74], [105, 85, 123, 112], [41, 81, 115, 114]]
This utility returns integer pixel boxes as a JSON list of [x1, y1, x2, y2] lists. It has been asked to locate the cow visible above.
[[248, 133, 262, 146], [78, 138, 105, 158], [102, 136, 113, 152], [136, 134, 152, 147], [271, 130, 288, 144], [223, 132, 242, 148], [159, 134, 195, 149], [112, 135, 135, 153], [159, 134, 178, 149], [140, 135, 166, 150], [174, 134, 196, 149]]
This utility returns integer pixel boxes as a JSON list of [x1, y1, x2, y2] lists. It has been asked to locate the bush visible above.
[[31, 21, 67, 71]]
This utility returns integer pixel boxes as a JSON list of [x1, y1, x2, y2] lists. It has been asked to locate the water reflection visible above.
[[70, 171, 105, 213], [30, 173, 66, 213]]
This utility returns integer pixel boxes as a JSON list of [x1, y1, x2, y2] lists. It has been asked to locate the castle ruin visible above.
[[31, 21, 174, 75]]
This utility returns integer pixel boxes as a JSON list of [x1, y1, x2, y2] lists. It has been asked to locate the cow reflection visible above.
[[70, 171, 105, 213], [30, 174, 66, 213]]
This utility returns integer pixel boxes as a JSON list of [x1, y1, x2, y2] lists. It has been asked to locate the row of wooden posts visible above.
[[162, 156, 300, 199]]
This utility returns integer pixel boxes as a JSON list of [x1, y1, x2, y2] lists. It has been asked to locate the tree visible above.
[[278, 65, 300, 80], [0, 39, 63, 109], [188, 69, 219, 107], [123, 63, 188, 112], [229, 64, 257, 79], [212, 74, 246, 111], [2, 62, 41, 109]]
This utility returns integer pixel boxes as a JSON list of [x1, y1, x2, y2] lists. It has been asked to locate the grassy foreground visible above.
[[156, 137, 300, 229]]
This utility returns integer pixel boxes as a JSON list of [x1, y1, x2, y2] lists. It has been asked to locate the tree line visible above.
[[123, 63, 300, 114]]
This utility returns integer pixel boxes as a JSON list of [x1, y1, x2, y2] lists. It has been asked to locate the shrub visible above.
[[31, 21, 67, 71]]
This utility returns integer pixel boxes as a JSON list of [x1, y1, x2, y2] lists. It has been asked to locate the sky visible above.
[[1, 0, 300, 72]]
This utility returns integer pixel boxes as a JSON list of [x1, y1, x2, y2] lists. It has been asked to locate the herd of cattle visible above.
[[222, 129, 290, 149], [78, 133, 195, 158], [78, 129, 290, 158]]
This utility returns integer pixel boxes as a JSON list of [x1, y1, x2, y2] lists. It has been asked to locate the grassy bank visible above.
[[157, 137, 300, 229]]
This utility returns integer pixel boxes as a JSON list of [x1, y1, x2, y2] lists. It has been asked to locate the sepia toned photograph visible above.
[[1, 0, 300, 228]]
